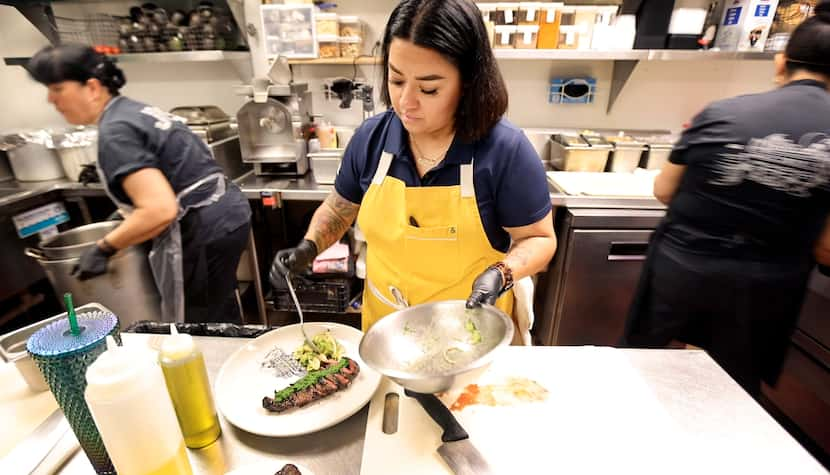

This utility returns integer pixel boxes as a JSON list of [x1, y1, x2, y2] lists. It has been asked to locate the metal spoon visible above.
[[285, 272, 321, 353]]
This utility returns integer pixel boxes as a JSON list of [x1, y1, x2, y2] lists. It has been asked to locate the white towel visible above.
[[512, 276, 535, 346]]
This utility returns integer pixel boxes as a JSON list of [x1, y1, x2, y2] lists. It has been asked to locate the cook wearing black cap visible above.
[[622, 4, 830, 397]]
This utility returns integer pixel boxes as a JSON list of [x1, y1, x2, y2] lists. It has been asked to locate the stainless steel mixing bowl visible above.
[[358, 300, 513, 393]]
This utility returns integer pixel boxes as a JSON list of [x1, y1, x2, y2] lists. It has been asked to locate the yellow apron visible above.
[[357, 151, 514, 331]]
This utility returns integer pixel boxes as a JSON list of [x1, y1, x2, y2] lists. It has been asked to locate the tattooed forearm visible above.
[[305, 191, 360, 252], [503, 235, 557, 280], [503, 238, 537, 278]]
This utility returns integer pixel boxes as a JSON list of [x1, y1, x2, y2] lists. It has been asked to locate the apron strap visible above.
[[460, 159, 475, 198], [372, 152, 395, 185], [373, 150, 475, 197]]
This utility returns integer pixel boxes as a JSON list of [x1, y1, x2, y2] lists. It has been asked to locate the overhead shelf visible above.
[[288, 57, 382, 65], [492, 49, 775, 61], [487, 49, 774, 113], [281, 50, 775, 65], [115, 50, 251, 63], [4, 50, 250, 66]]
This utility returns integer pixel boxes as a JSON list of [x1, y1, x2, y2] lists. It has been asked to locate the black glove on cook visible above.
[[465, 266, 505, 309], [71, 242, 116, 280], [269, 239, 319, 288]]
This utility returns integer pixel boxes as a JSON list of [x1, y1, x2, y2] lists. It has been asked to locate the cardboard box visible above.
[[715, 0, 780, 51]]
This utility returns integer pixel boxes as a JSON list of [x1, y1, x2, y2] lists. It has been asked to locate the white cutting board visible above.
[[547, 171, 658, 197], [360, 346, 686, 475], [0, 361, 58, 458]]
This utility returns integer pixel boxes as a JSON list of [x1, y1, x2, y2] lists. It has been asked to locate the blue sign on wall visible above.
[[755, 5, 771, 17], [724, 6, 743, 25]]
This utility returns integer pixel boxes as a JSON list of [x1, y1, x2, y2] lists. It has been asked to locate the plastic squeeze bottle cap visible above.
[[86, 336, 152, 398], [161, 324, 195, 361]]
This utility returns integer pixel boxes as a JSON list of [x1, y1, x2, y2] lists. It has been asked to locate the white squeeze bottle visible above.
[[85, 336, 193, 475]]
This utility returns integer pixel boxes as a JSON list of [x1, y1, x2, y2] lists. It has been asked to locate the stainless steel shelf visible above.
[[114, 51, 251, 63], [493, 49, 648, 61], [646, 50, 775, 61], [492, 49, 776, 61], [4, 50, 251, 67]]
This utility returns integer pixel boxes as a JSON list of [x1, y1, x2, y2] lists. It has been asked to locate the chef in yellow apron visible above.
[[270, 0, 557, 342]]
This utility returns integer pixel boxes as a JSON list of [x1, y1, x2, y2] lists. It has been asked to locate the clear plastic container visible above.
[[590, 6, 618, 50], [339, 36, 362, 57], [537, 3, 562, 49], [478, 3, 498, 46], [316, 12, 338, 37], [493, 25, 517, 48], [338, 15, 363, 38], [262, 4, 317, 58], [318, 34, 340, 58], [514, 24, 539, 48], [518, 2, 543, 25], [574, 6, 599, 50], [85, 336, 193, 475], [557, 7, 578, 49], [496, 3, 520, 25]]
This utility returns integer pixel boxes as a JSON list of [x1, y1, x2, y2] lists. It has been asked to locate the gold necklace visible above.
[[410, 136, 451, 165]]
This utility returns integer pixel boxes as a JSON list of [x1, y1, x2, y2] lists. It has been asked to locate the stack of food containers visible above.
[[478, 3, 498, 45], [633, 135, 676, 170], [338, 15, 363, 58], [549, 133, 612, 172], [604, 133, 647, 172], [476, 2, 618, 50], [316, 12, 339, 58], [538, 3, 563, 49]]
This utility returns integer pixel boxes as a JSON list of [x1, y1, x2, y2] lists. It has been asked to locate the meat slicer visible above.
[[235, 57, 312, 176]]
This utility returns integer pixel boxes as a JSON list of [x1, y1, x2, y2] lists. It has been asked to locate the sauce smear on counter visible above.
[[450, 384, 480, 411]]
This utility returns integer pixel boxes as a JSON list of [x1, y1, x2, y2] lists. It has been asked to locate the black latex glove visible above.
[[106, 210, 124, 221], [269, 239, 318, 288], [465, 266, 505, 309], [71, 244, 114, 280]]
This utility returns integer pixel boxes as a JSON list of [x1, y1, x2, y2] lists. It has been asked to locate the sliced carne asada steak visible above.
[[263, 357, 360, 413]]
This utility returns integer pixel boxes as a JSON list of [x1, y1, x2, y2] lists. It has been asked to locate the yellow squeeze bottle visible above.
[[160, 324, 221, 448]]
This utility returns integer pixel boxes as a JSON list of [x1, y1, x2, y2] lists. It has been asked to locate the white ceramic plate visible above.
[[225, 460, 314, 475], [215, 322, 381, 437]]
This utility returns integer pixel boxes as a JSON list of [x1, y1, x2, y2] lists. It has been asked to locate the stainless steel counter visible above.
[[46, 333, 824, 474], [57, 333, 366, 475], [0, 172, 666, 210]]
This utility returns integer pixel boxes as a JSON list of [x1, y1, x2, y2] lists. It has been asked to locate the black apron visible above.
[[622, 214, 814, 395]]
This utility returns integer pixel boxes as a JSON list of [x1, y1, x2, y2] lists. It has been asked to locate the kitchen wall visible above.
[[0, 2, 774, 134]]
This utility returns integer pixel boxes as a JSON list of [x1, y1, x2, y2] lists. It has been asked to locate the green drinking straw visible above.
[[64, 293, 80, 336]]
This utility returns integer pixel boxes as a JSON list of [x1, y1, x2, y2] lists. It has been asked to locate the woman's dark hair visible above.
[[379, 0, 508, 142], [28, 44, 126, 95], [785, 2, 830, 77]]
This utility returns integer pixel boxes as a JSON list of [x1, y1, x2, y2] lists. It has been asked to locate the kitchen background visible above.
[[0, 0, 775, 133], [1, 0, 829, 469]]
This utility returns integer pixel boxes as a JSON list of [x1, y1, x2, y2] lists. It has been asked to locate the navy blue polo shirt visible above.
[[666, 79, 830, 254], [335, 110, 551, 252], [98, 96, 250, 235]]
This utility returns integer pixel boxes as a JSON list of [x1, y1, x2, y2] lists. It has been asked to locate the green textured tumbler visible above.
[[27, 302, 121, 474]]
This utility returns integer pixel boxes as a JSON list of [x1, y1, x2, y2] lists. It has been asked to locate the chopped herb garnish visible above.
[[273, 357, 349, 403]]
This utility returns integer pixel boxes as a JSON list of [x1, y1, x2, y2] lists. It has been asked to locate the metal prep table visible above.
[[2, 332, 822, 474]]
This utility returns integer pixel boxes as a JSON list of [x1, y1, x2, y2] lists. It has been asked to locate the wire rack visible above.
[[53, 9, 241, 53], [54, 14, 122, 48]]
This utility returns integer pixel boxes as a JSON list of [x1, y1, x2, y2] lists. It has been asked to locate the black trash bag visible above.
[[125, 320, 272, 338]]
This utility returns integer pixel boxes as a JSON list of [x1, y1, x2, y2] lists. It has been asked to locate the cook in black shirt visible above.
[[623, 6, 830, 397], [28, 44, 251, 324]]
